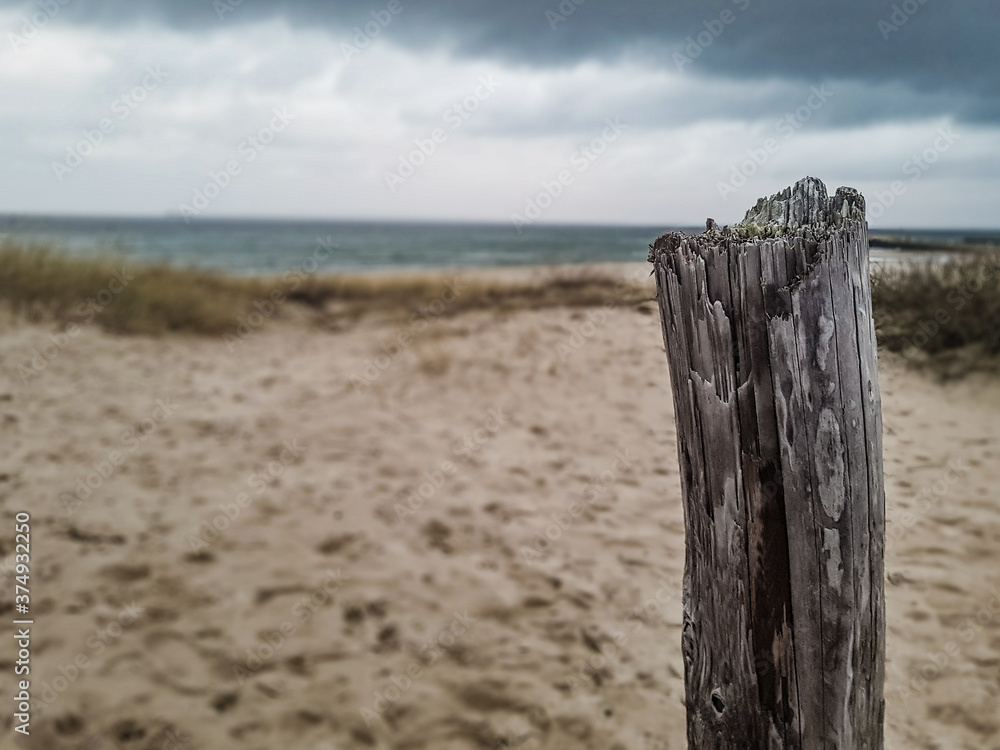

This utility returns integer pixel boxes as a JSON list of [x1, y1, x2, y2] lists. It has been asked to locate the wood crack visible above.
[[649, 177, 885, 749]]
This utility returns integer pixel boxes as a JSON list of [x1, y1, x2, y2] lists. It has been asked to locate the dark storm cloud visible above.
[[5, 0, 997, 122]]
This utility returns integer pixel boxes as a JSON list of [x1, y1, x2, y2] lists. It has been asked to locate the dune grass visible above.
[[4, 242, 997, 367], [0, 243, 258, 335], [283, 264, 651, 319], [871, 254, 1000, 359], [0, 242, 652, 335]]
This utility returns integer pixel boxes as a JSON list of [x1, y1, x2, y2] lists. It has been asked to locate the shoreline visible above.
[[2, 229, 998, 281]]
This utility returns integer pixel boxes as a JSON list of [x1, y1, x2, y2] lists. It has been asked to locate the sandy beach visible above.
[[1, 265, 999, 750]]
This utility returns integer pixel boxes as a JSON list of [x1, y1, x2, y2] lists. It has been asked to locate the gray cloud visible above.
[[2, 0, 996, 227], [4, 0, 997, 123]]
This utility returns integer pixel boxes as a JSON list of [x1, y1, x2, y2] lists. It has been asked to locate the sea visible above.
[[1, 215, 997, 276]]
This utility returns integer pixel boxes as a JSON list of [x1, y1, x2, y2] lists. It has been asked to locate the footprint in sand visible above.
[[142, 630, 225, 696], [99, 562, 152, 583], [317, 533, 355, 554], [184, 550, 217, 564], [422, 519, 454, 554], [211, 691, 239, 713], [447, 680, 553, 745]]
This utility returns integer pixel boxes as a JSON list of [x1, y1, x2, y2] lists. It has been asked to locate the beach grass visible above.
[[0, 241, 651, 335], [3, 242, 998, 368], [871, 254, 1000, 360], [0, 242, 257, 335]]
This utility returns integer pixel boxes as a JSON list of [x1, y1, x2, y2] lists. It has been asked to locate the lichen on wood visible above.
[[649, 177, 885, 749]]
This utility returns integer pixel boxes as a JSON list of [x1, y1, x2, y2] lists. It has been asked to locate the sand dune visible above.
[[1, 277, 998, 749]]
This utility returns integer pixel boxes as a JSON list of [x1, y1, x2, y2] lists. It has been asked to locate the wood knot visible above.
[[710, 688, 726, 715]]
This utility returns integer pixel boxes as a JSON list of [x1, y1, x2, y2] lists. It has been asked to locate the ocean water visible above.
[[0, 215, 996, 276]]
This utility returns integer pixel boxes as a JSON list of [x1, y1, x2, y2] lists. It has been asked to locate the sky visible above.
[[0, 0, 997, 228]]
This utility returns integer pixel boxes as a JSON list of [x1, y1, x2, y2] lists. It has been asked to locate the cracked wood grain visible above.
[[649, 177, 885, 749]]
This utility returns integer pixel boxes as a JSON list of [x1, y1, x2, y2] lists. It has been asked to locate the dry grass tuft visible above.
[[0, 242, 652, 336], [6, 241, 998, 370], [0, 242, 256, 334], [871, 254, 1000, 360]]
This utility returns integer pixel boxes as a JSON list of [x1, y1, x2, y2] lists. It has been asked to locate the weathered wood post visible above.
[[649, 177, 885, 749]]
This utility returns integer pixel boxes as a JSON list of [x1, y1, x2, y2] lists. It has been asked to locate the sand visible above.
[[0, 266, 998, 750]]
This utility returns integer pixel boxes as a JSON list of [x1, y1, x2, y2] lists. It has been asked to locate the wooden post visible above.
[[649, 177, 885, 749]]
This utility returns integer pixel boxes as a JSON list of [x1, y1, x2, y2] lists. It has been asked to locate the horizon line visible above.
[[2, 212, 999, 234]]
